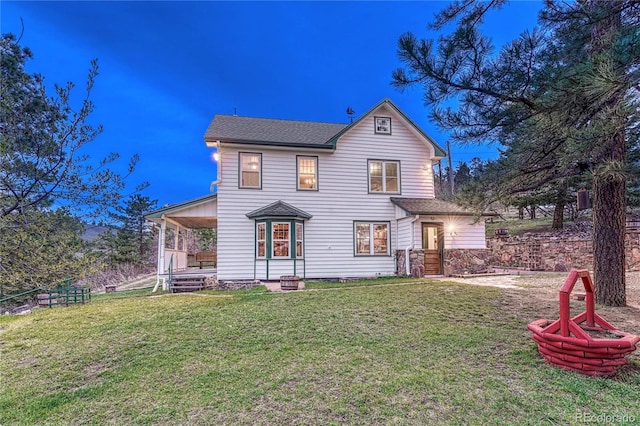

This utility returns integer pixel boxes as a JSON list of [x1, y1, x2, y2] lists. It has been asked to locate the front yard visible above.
[[1, 278, 639, 425]]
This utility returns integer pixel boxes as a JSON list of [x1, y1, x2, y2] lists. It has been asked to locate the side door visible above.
[[422, 223, 444, 275]]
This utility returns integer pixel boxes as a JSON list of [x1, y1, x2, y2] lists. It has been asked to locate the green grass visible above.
[[305, 276, 428, 290], [1, 281, 638, 425]]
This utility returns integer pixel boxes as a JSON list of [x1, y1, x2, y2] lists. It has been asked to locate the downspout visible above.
[[405, 215, 419, 276]]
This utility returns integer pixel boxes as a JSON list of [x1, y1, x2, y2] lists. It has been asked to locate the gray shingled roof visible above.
[[246, 200, 313, 220], [204, 115, 346, 148], [390, 197, 495, 217]]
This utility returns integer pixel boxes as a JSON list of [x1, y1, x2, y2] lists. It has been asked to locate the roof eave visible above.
[[144, 193, 217, 220], [213, 138, 336, 150], [404, 210, 497, 217], [246, 214, 313, 220]]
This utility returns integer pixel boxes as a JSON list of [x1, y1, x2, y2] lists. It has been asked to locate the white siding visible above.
[[396, 216, 415, 249], [171, 199, 217, 217], [445, 220, 487, 249], [216, 105, 477, 280], [410, 216, 487, 250]]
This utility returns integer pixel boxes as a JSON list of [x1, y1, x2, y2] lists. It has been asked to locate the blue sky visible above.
[[2, 1, 542, 207]]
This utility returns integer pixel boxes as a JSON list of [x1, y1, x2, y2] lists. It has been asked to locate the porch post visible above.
[[159, 217, 167, 291]]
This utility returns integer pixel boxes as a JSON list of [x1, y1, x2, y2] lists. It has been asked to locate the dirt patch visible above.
[[443, 271, 640, 365], [490, 272, 640, 368]]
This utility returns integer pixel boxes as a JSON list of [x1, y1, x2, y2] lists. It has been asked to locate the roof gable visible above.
[[145, 193, 217, 219], [203, 99, 446, 158], [327, 99, 446, 157]]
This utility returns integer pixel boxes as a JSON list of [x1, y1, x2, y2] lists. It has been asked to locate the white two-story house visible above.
[[146, 99, 492, 286]]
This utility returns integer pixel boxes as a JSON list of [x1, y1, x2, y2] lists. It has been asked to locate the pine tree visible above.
[[99, 195, 157, 266], [392, 0, 640, 306], [0, 34, 145, 293]]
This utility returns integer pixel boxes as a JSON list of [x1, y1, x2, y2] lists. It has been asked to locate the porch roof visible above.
[[390, 197, 496, 217], [144, 193, 217, 229], [246, 200, 313, 220]]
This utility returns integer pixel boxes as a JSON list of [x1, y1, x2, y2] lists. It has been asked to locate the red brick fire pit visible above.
[[528, 269, 639, 376]]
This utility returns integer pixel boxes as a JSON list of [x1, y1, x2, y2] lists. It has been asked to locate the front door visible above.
[[422, 223, 443, 275]]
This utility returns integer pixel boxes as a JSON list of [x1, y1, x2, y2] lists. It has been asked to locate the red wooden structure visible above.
[[528, 269, 639, 376]]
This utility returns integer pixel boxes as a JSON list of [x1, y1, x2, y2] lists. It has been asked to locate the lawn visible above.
[[1, 280, 639, 425]]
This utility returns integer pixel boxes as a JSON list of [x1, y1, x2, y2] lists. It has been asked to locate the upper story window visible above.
[[368, 160, 400, 193], [374, 116, 392, 135], [297, 156, 318, 191], [239, 152, 262, 189]]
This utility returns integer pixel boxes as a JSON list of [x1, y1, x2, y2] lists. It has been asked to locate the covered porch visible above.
[[144, 194, 218, 291]]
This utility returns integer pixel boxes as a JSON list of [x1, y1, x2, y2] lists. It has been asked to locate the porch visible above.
[[144, 194, 218, 292]]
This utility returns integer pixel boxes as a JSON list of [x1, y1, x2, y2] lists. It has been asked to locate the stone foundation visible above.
[[395, 248, 425, 277], [214, 279, 262, 291]]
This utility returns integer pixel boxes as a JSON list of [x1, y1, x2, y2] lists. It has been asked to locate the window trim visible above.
[[256, 222, 267, 259], [353, 221, 391, 257], [271, 222, 291, 258], [296, 155, 319, 191], [239, 152, 262, 189], [374, 116, 392, 135], [367, 159, 401, 194], [295, 222, 304, 258], [254, 219, 305, 260]]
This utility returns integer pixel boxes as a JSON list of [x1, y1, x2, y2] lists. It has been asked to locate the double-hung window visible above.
[[254, 220, 305, 259], [256, 222, 267, 258], [295, 223, 304, 257], [272, 223, 290, 258], [297, 156, 318, 190], [354, 222, 390, 256], [368, 160, 399, 193], [239, 152, 262, 189]]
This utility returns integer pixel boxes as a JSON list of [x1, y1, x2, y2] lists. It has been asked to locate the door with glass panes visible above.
[[422, 223, 443, 275]]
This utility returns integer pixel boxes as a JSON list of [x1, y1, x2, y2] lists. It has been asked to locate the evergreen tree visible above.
[[99, 195, 157, 266], [392, 0, 640, 306], [454, 162, 472, 190], [0, 34, 144, 293]]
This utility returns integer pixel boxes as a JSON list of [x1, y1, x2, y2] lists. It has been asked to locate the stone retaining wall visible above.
[[397, 230, 640, 276]]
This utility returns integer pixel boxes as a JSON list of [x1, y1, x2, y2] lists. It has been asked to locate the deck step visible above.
[[171, 276, 208, 293]]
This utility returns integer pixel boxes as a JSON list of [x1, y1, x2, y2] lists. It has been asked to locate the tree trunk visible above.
[[590, 2, 626, 307], [593, 167, 626, 306], [552, 202, 564, 229], [552, 185, 566, 229]]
